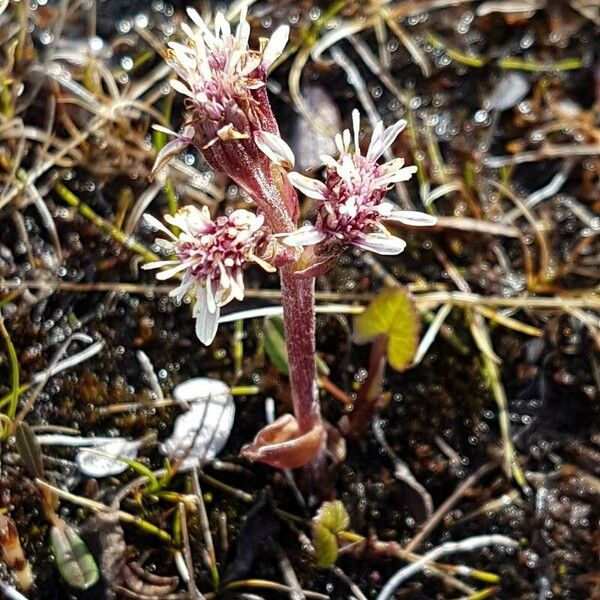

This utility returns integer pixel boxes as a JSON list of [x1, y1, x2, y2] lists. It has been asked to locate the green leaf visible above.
[[15, 423, 45, 479], [50, 521, 99, 590], [311, 500, 352, 569], [263, 317, 289, 376], [353, 287, 420, 371], [263, 316, 330, 377], [312, 523, 338, 569], [314, 500, 350, 533]]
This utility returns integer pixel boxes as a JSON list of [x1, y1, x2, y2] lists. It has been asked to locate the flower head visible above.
[[151, 9, 297, 227], [143, 206, 272, 345], [165, 7, 288, 144], [284, 110, 436, 254]]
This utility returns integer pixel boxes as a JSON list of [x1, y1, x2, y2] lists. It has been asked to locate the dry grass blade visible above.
[[412, 303, 453, 366], [471, 318, 529, 491], [382, 14, 431, 77], [348, 35, 409, 105], [433, 216, 521, 237], [485, 144, 600, 167]]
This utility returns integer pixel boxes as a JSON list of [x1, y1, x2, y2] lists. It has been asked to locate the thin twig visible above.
[[331, 566, 368, 600], [272, 541, 306, 600], [179, 501, 202, 599], [191, 467, 219, 590], [404, 463, 496, 552], [35, 479, 172, 543]]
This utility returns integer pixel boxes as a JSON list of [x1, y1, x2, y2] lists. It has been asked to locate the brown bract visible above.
[[241, 414, 326, 469]]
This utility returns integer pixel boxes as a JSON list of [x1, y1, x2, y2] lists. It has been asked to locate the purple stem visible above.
[[279, 264, 321, 433]]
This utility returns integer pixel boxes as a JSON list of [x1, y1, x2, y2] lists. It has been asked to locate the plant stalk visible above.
[[279, 264, 321, 433]]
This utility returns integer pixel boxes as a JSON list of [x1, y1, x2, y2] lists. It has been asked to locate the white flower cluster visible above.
[[283, 110, 436, 254], [143, 206, 272, 344]]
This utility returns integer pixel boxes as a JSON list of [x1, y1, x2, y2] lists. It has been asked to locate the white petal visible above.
[[181, 124, 195, 139], [229, 209, 263, 232], [186, 7, 215, 46], [371, 202, 394, 217], [167, 42, 196, 66], [155, 238, 175, 250], [216, 124, 249, 141], [233, 268, 245, 300], [250, 212, 265, 230], [352, 109, 361, 155], [336, 155, 355, 182], [342, 128, 351, 152], [218, 281, 235, 307], [366, 121, 384, 160], [287, 172, 328, 200], [386, 210, 437, 227], [229, 208, 253, 223], [241, 54, 261, 76], [378, 157, 405, 176], [205, 278, 217, 313], [366, 141, 384, 162], [227, 46, 244, 73], [245, 78, 265, 89], [194, 292, 220, 346], [180, 22, 196, 42], [227, 268, 243, 301], [319, 154, 338, 168], [152, 124, 178, 136], [165, 204, 211, 235], [164, 212, 189, 232], [344, 197, 358, 218], [236, 6, 250, 47], [194, 38, 211, 79], [352, 233, 406, 255], [283, 225, 327, 247], [155, 261, 191, 280], [214, 12, 230, 38], [167, 40, 195, 56], [367, 119, 406, 160], [143, 214, 177, 239], [169, 271, 193, 303], [375, 165, 417, 185], [219, 260, 231, 290], [334, 132, 345, 154], [186, 204, 215, 230], [262, 25, 289, 69], [249, 252, 276, 273], [170, 79, 194, 98], [254, 131, 295, 169], [142, 260, 179, 270]]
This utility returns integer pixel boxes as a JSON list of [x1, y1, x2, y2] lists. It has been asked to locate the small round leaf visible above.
[[353, 287, 420, 371]]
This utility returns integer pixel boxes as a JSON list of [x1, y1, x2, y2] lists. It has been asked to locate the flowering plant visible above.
[[144, 9, 435, 472]]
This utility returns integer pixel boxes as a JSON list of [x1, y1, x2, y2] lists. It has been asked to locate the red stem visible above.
[[279, 264, 321, 433]]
